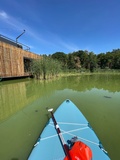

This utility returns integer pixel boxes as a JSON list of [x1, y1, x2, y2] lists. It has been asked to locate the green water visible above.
[[0, 74, 120, 160]]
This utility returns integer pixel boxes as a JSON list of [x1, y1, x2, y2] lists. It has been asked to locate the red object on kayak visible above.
[[64, 141, 92, 160]]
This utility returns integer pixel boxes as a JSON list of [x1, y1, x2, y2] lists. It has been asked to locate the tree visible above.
[[67, 53, 76, 69], [87, 52, 97, 72], [97, 53, 107, 69], [105, 52, 114, 69], [51, 52, 67, 68], [112, 49, 120, 69], [74, 56, 81, 70], [73, 50, 88, 68]]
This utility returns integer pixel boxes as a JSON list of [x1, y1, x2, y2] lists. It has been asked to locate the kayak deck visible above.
[[28, 99, 110, 160]]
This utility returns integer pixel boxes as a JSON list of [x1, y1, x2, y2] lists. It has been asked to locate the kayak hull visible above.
[[28, 99, 110, 160]]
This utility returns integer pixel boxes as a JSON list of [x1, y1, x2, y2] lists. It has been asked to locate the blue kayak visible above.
[[28, 99, 110, 160]]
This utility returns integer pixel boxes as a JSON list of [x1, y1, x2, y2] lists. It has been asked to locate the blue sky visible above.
[[0, 0, 120, 55]]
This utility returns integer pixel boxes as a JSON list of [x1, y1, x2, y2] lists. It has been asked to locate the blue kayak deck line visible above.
[[28, 99, 110, 160]]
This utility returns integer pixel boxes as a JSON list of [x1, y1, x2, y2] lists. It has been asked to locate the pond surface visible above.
[[0, 74, 120, 160]]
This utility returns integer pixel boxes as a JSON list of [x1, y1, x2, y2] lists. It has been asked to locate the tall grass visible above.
[[31, 57, 62, 79]]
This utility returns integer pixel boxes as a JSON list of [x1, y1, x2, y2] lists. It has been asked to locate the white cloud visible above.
[[0, 10, 22, 31], [0, 10, 79, 53], [0, 11, 8, 19], [44, 31, 80, 52], [0, 10, 48, 43], [59, 41, 79, 52]]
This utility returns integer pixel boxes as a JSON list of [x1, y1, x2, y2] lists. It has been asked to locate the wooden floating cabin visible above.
[[0, 34, 40, 81]]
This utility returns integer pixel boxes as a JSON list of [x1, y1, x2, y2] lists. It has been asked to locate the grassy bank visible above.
[[32, 69, 120, 81], [60, 69, 120, 77]]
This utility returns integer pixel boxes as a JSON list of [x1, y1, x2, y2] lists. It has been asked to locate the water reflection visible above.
[[0, 75, 120, 122], [0, 79, 41, 122], [59, 74, 120, 92]]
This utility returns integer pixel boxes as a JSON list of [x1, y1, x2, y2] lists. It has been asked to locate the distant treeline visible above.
[[31, 49, 120, 79], [51, 49, 120, 72]]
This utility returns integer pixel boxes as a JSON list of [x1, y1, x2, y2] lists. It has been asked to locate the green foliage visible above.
[[51, 52, 67, 68], [65, 50, 97, 72], [50, 49, 120, 72], [32, 49, 120, 80], [97, 49, 120, 69], [31, 56, 62, 79], [67, 54, 76, 69], [31, 59, 42, 79]]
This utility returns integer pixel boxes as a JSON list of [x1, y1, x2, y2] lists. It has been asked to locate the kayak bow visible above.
[[28, 99, 110, 160], [48, 108, 92, 160]]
